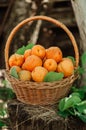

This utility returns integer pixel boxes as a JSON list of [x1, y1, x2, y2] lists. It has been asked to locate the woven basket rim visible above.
[[5, 70, 79, 89]]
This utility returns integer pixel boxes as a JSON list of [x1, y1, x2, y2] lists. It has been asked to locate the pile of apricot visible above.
[[9, 44, 74, 82]]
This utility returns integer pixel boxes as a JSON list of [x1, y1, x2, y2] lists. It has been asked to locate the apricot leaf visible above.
[[16, 45, 26, 55], [25, 43, 34, 50], [10, 67, 19, 79], [44, 72, 64, 82]]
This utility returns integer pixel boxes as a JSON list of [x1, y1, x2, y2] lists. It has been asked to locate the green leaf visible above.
[[71, 92, 81, 98], [16, 43, 34, 55], [67, 108, 75, 116], [58, 95, 81, 111], [76, 66, 85, 74], [25, 43, 34, 50], [71, 91, 85, 100], [58, 98, 66, 111], [64, 95, 81, 110], [71, 86, 85, 100], [0, 87, 15, 101], [71, 86, 79, 92], [10, 67, 19, 79], [81, 52, 86, 67], [16, 45, 26, 55], [76, 101, 86, 114], [0, 121, 6, 127], [0, 109, 7, 117], [44, 72, 64, 82], [58, 110, 70, 118], [80, 86, 86, 93], [76, 112, 86, 123]]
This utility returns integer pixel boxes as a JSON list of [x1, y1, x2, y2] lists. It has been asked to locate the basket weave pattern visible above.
[[5, 16, 79, 105], [6, 70, 78, 105]]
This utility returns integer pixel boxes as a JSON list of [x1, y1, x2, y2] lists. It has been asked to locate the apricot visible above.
[[46, 47, 63, 63], [57, 58, 74, 77], [31, 45, 46, 59], [9, 54, 24, 67], [22, 55, 42, 71], [18, 70, 31, 81], [43, 59, 57, 71], [10, 66, 21, 73], [31, 66, 48, 82], [24, 49, 32, 60]]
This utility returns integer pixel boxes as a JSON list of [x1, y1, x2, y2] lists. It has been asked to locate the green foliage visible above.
[[25, 43, 34, 50], [44, 72, 64, 82], [76, 112, 86, 123], [16, 43, 34, 55], [59, 95, 81, 112], [10, 67, 19, 79], [58, 86, 86, 123], [16, 45, 26, 55], [0, 120, 6, 127], [71, 86, 86, 100], [0, 87, 15, 101], [75, 101, 86, 114], [76, 52, 86, 74], [58, 52, 86, 123], [0, 77, 16, 128], [0, 103, 7, 118], [0, 102, 10, 128]]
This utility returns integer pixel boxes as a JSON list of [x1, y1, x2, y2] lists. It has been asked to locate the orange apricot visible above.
[[43, 59, 57, 71], [31, 44, 46, 59], [9, 54, 24, 67], [46, 47, 63, 63], [24, 49, 32, 60], [22, 55, 42, 71], [57, 58, 74, 77], [31, 66, 48, 82], [18, 70, 31, 81], [10, 65, 21, 73]]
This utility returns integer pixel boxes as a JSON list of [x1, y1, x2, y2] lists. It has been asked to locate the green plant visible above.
[[16, 43, 34, 55], [0, 75, 16, 129], [58, 86, 86, 122], [58, 52, 86, 123]]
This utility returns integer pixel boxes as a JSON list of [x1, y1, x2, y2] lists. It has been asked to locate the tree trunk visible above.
[[71, 0, 86, 86], [71, 0, 86, 53]]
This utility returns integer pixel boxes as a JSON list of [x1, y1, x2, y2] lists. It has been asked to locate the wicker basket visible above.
[[5, 16, 79, 105]]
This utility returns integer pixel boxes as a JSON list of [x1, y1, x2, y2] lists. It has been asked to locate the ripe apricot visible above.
[[31, 45, 46, 59], [10, 66, 21, 73], [22, 55, 42, 71], [43, 59, 57, 71], [31, 66, 48, 82], [18, 70, 31, 81], [9, 54, 24, 67], [24, 49, 31, 60], [46, 47, 62, 63], [57, 58, 74, 77]]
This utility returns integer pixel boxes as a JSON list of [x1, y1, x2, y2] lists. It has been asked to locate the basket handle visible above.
[[5, 15, 79, 70]]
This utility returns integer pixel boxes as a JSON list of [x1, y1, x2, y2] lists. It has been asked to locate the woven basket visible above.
[[5, 16, 79, 106]]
